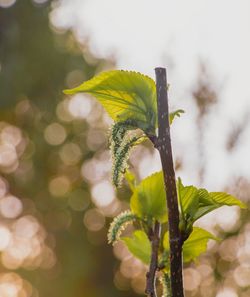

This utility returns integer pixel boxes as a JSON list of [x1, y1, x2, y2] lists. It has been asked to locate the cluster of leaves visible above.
[[106, 168, 245, 296], [108, 171, 245, 265], [64, 70, 246, 295]]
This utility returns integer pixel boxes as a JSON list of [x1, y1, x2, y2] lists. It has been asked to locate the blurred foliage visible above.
[[0, 1, 140, 297]]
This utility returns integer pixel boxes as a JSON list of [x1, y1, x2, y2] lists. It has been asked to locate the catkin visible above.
[[110, 122, 139, 187], [108, 210, 138, 244]]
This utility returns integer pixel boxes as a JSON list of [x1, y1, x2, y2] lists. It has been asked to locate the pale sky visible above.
[[51, 0, 250, 191]]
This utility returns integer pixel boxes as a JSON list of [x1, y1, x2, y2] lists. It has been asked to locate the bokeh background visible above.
[[0, 1, 250, 297]]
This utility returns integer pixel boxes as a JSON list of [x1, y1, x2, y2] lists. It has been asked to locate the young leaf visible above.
[[209, 192, 246, 209], [177, 178, 199, 221], [169, 109, 185, 125], [124, 170, 137, 192], [108, 210, 138, 244], [182, 227, 219, 263], [130, 171, 168, 223], [64, 70, 157, 134], [193, 191, 247, 221], [64, 70, 183, 134], [178, 179, 247, 224], [163, 227, 218, 263], [122, 230, 151, 264]]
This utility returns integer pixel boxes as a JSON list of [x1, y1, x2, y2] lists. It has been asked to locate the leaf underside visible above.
[[64, 70, 157, 134], [64, 70, 184, 135]]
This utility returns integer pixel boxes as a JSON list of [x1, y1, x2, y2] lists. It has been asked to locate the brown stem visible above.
[[154, 67, 184, 297], [146, 221, 161, 297]]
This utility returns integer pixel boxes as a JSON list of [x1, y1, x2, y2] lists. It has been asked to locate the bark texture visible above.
[[154, 67, 184, 297]]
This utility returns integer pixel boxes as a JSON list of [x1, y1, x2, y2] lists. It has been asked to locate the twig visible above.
[[145, 221, 161, 297], [154, 67, 184, 297]]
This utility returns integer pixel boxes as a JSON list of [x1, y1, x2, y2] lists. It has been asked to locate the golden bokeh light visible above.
[[91, 180, 116, 208], [0, 273, 31, 297], [233, 266, 250, 287], [49, 175, 71, 197], [0, 177, 8, 198], [113, 241, 131, 261], [0, 195, 23, 219], [39, 246, 57, 270], [216, 287, 238, 297], [83, 208, 105, 231], [0, 181, 57, 288], [44, 122, 67, 146], [0, 211, 56, 271], [81, 154, 112, 184], [219, 237, 239, 262], [13, 216, 40, 239], [216, 206, 240, 232], [85, 103, 105, 128], [1, 125, 22, 148], [59, 142, 82, 166], [120, 257, 144, 279], [68, 94, 92, 119], [86, 129, 106, 151], [0, 0, 16, 8], [114, 270, 130, 291], [0, 143, 18, 168], [56, 99, 74, 123], [183, 267, 201, 291], [0, 122, 27, 174], [0, 225, 11, 251], [131, 274, 146, 295], [33, 0, 48, 5]]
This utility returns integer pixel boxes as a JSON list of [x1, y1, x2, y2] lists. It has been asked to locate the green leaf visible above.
[[163, 232, 169, 250], [130, 171, 167, 223], [163, 227, 218, 263], [64, 70, 157, 134], [131, 135, 148, 146], [178, 179, 247, 223], [122, 230, 151, 264], [209, 192, 247, 209], [177, 178, 199, 221], [182, 227, 219, 263], [193, 191, 247, 221], [169, 109, 185, 125], [124, 170, 137, 192]]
